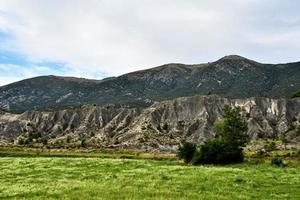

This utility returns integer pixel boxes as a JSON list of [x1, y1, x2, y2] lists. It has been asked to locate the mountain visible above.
[[1, 95, 299, 151], [1, 55, 300, 112]]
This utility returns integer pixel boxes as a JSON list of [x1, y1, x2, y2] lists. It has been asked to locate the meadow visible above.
[[0, 148, 299, 200]]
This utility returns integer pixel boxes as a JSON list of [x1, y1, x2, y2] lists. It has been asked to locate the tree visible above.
[[220, 106, 248, 144], [177, 142, 196, 163], [193, 105, 249, 164]]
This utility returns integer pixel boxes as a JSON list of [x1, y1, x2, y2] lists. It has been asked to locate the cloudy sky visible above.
[[0, 0, 299, 86]]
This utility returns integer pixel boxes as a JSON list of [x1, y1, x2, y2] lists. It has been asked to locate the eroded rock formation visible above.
[[0, 95, 299, 151]]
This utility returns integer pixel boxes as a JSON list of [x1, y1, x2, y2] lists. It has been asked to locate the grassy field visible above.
[[0, 148, 299, 199]]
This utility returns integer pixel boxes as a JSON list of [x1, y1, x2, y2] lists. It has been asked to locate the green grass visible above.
[[0, 147, 176, 161], [0, 151, 299, 200]]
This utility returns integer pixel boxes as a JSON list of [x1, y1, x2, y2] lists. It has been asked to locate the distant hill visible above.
[[1, 55, 300, 112]]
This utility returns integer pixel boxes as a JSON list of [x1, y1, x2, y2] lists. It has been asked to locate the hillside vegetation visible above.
[[292, 89, 300, 98]]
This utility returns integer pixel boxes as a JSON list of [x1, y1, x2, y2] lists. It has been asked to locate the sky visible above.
[[0, 0, 300, 86]]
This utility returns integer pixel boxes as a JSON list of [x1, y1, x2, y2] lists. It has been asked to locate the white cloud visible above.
[[0, 0, 299, 80], [0, 63, 57, 86], [0, 76, 19, 86], [0, 63, 108, 86]]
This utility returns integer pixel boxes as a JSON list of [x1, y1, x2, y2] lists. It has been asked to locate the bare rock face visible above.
[[0, 95, 299, 151]]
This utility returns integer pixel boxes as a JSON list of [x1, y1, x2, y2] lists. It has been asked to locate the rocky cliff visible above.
[[1, 95, 299, 151]]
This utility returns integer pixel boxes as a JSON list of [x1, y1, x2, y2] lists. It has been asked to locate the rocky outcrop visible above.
[[0, 95, 299, 151]]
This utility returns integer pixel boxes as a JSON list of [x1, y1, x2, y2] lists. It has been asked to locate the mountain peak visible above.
[[215, 55, 259, 65], [219, 55, 248, 61]]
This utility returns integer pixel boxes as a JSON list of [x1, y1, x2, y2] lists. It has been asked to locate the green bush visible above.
[[80, 138, 87, 148], [66, 136, 72, 143], [40, 137, 48, 145], [271, 157, 286, 167], [192, 138, 244, 165], [177, 142, 196, 163], [264, 141, 277, 152], [17, 138, 24, 145], [163, 123, 169, 131]]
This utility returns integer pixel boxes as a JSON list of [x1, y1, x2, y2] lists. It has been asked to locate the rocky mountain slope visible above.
[[1, 55, 300, 112], [1, 95, 299, 151]]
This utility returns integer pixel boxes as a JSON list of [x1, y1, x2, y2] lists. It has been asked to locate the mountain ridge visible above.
[[3, 54, 299, 87], [1, 55, 300, 112]]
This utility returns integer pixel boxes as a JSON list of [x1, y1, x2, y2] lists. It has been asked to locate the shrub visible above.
[[271, 157, 286, 167], [191, 149, 202, 165], [264, 141, 277, 152], [66, 136, 72, 143], [90, 132, 95, 137], [114, 138, 120, 144], [207, 91, 213, 95], [257, 132, 265, 139], [193, 138, 244, 165], [80, 138, 87, 148], [41, 137, 48, 145], [17, 138, 24, 145], [157, 125, 162, 132], [163, 123, 169, 131], [177, 142, 196, 163], [28, 131, 42, 141]]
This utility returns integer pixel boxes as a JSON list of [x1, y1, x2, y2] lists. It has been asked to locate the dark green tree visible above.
[[193, 105, 249, 164], [216, 105, 249, 147]]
